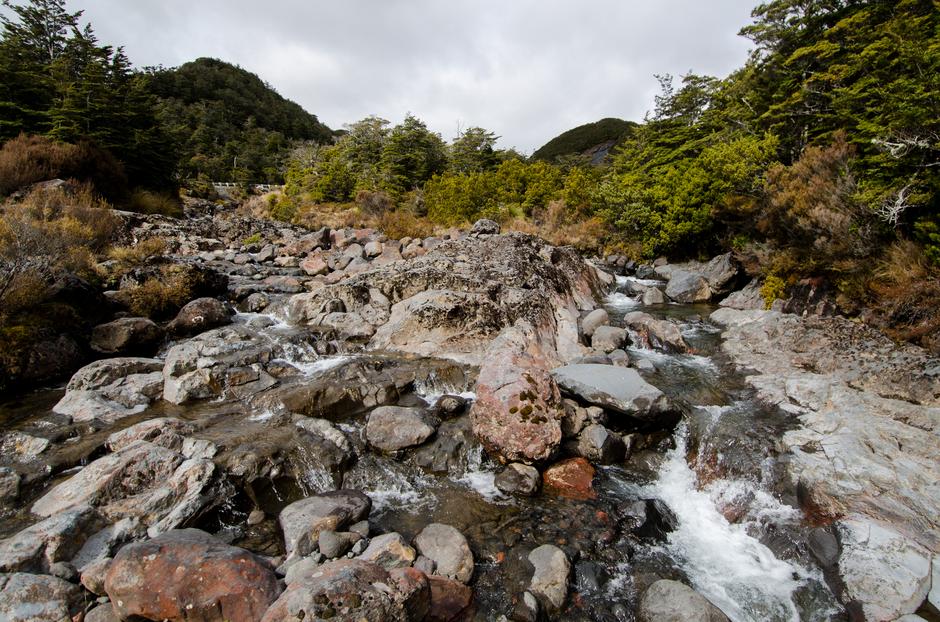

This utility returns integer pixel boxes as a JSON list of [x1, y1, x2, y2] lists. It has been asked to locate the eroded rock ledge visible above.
[[711, 307, 940, 621]]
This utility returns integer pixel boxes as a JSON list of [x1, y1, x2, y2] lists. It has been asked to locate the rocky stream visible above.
[[0, 203, 937, 622]]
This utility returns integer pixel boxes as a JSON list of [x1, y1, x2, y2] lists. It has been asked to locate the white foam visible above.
[[643, 423, 825, 621], [616, 275, 664, 287], [605, 292, 641, 310], [248, 409, 276, 422], [455, 446, 506, 503], [288, 355, 352, 377]]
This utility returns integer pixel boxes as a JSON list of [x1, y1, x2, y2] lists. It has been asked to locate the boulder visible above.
[[0, 505, 103, 573], [665, 270, 711, 303], [105, 529, 281, 622], [543, 457, 595, 500], [575, 424, 625, 464], [494, 463, 541, 496], [551, 364, 674, 424], [427, 574, 473, 621], [318, 530, 361, 559], [527, 544, 571, 613], [414, 523, 474, 584], [358, 532, 417, 569], [622, 311, 690, 353], [279, 490, 372, 559], [591, 326, 627, 352], [85, 604, 121, 622], [261, 559, 405, 622], [642, 287, 666, 305], [390, 567, 431, 620], [638, 579, 730, 622], [53, 357, 164, 423], [470, 324, 565, 464], [837, 517, 932, 621], [91, 317, 163, 355], [581, 308, 609, 338], [0, 572, 83, 622], [470, 218, 499, 235], [30, 441, 215, 537], [162, 324, 278, 404], [719, 278, 764, 311], [168, 296, 233, 336], [366, 406, 439, 452], [300, 251, 329, 276]]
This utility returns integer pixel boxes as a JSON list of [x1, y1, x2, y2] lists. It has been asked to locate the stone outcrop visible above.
[[712, 307, 940, 619], [53, 357, 164, 423]]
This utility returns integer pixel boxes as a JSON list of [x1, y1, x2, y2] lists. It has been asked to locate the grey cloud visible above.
[[75, 0, 756, 151]]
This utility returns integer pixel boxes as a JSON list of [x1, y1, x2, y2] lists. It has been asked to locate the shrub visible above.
[[760, 275, 787, 309], [0, 184, 116, 319], [376, 209, 433, 240], [129, 190, 182, 217], [760, 132, 877, 264], [0, 134, 129, 202], [869, 240, 940, 352], [268, 193, 299, 223], [107, 237, 167, 270], [355, 190, 393, 216], [120, 265, 195, 319]]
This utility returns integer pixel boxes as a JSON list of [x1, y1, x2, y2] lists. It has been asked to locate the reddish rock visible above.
[[389, 567, 431, 620], [543, 457, 596, 501], [427, 574, 473, 622], [300, 251, 328, 276], [470, 324, 565, 463], [105, 529, 281, 622]]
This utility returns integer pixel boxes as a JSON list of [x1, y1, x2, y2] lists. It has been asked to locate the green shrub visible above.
[[760, 275, 787, 309]]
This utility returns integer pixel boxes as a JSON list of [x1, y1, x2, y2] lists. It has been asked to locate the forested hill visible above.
[[531, 118, 636, 163], [148, 58, 334, 184]]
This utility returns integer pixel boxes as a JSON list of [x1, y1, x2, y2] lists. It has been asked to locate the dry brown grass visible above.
[[0, 134, 128, 201], [0, 184, 117, 319], [129, 190, 182, 217], [107, 237, 167, 269], [376, 210, 434, 240], [869, 240, 940, 352]]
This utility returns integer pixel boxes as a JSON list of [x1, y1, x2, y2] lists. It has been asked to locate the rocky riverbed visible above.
[[0, 202, 937, 622]]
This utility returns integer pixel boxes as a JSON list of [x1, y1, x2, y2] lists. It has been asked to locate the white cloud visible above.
[[70, 0, 756, 151]]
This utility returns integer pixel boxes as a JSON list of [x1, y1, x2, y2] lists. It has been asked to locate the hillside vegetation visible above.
[[0, 0, 938, 352], [148, 58, 334, 184], [531, 117, 637, 163]]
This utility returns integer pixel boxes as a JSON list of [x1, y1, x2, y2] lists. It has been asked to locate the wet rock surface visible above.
[[713, 307, 940, 619], [2, 206, 922, 621], [105, 528, 281, 622]]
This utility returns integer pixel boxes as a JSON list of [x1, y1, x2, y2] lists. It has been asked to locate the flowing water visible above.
[[0, 277, 847, 620]]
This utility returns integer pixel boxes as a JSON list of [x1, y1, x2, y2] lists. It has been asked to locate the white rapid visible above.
[[642, 418, 832, 622]]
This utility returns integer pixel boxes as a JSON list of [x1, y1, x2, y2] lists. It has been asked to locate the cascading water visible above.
[[641, 420, 834, 622]]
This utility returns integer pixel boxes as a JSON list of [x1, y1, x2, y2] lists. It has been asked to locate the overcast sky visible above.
[[72, 1, 755, 153]]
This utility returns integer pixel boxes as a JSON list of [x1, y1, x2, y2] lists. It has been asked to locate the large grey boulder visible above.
[[719, 278, 764, 310], [90, 317, 163, 355], [837, 517, 932, 621], [581, 308, 609, 338], [162, 324, 279, 404], [0, 506, 103, 573], [551, 364, 674, 423], [167, 297, 233, 336], [0, 572, 83, 622], [366, 406, 439, 452], [414, 523, 474, 584], [528, 544, 571, 613], [665, 270, 712, 303], [53, 357, 164, 423], [638, 580, 730, 622], [30, 441, 215, 538], [278, 491, 371, 559], [591, 326, 627, 353]]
